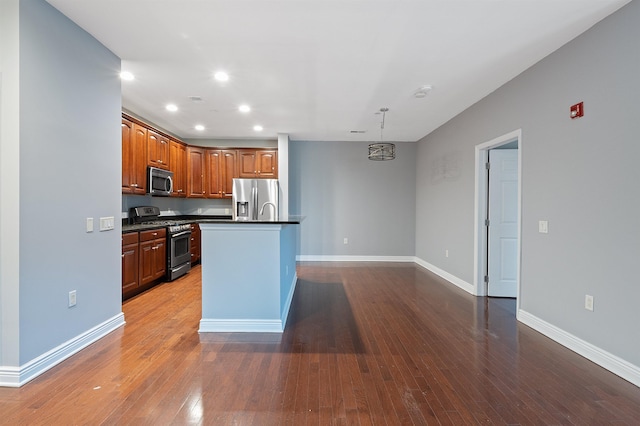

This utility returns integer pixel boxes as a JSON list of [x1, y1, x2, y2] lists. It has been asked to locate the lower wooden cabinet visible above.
[[139, 228, 166, 285], [122, 233, 139, 295], [190, 223, 201, 264], [122, 228, 166, 299]]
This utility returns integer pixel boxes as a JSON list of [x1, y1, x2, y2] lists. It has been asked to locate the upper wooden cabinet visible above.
[[186, 147, 206, 198], [238, 149, 278, 178], [169, 140, 187, 197], [147, 129, 170, 170], [122, 118, 147, 195], [206, 149, 237, 199], [122, 113, 277, 197], [256, 150, 278, 178]]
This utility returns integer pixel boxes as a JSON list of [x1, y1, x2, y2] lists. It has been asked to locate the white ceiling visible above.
[[47, 0, 629, 142]]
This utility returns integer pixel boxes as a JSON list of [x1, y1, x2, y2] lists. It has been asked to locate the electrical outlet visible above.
[[86, 218, 94, 233], [68, 290, 77, 308], [343, 238, 348, 245], [585, 294, 594, 311], [538, 220, 549, 234], [445, 249, 449, 258]]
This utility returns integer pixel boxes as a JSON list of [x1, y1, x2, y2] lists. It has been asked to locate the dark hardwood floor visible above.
[[1, 262, 639, 425]]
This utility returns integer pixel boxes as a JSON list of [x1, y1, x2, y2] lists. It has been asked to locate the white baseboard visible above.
[[0, 313, 125, 387], [518, 310, 640, 388], [281, 273, 298, 325], [296, 255, 416, 262], [199, 319, 284, 333], [413, 257, 475, 294]]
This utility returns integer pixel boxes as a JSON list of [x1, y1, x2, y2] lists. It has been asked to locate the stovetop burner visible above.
[[130, 206, 191, 234], [138, 220, 180, 226]]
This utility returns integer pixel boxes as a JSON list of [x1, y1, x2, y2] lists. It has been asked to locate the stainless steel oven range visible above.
[[129, 206, 192, 281], [166, 223, 191, 281]]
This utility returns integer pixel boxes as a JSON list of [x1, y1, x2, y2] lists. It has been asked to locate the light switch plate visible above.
[[538, 220, 549, 234], [86, 218, 94, 233], [585, 294, 594, 311], [99, 216, 115, 231]]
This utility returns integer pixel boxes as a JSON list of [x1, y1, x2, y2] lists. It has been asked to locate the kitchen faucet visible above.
[[259, 202, 277, 218]]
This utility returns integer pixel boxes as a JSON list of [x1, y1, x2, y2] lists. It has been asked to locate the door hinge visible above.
[[484, 275, 489, 283], [486, 161, 490, 170], [484, 219, 490, 227]]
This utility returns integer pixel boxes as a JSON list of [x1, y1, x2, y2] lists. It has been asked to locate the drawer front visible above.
[[140, 228, 166, 242], [122, 232, 139, 245]]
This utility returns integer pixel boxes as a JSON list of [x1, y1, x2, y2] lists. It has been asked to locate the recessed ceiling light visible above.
[[214, 71, 229, 82], [239, 104, 251, 113], [195, 124, 205, 131], [253, 125, 263, 132], [166, 104, 178, 112], [119, 71, 135, 81]]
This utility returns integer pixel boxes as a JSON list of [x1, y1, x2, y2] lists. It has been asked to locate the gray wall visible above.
[[0, 0, 21, 367], [415, 1, 640, 366], [13, 0, 122, 365], [290, 141, 416, 257]]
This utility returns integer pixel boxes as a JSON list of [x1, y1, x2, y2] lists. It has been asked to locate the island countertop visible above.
[[122, 215, 303, 233], [197, 215, 304, 225]]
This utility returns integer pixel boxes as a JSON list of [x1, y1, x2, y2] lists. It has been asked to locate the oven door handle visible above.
[[171, 230, 192, 238]]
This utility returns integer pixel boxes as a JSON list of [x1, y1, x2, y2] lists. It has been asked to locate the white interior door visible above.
[[487, 149, 518, 297]]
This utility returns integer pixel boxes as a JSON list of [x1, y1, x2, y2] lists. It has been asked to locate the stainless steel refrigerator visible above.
[[232, 178, 279, 221]]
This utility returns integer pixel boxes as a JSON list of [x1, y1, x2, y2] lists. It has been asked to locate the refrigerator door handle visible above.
[[252, 185, 258, 220]]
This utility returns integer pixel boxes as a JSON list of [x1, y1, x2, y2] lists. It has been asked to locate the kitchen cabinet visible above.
[[206, 149, 237, 199], [122, 232, 139, 295], [170, 140, 187, 197], [123, 112, 278, 198], [147, 129, 170, 170], [238, 149, 278, 178], [190, 223, 201, 264], [186, 147, 206, 198], [122, 118, 147, 194], [139, 228, 166, 286]]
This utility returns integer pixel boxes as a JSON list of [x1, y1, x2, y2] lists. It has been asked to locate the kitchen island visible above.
[[198, 218, 301, 333]]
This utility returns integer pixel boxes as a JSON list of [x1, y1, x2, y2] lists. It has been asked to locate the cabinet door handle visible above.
[[121, 254, 125, 258], [158, 160, 163, 164], [130, 183, 138, 188], [152, 232, 158, 236]]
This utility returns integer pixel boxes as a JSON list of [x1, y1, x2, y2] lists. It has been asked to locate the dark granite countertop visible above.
[[122, 215, 302, 233], [197, 216, 303, 225]]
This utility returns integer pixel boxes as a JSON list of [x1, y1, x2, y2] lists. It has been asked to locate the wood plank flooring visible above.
[[1, 262, 639, 425]]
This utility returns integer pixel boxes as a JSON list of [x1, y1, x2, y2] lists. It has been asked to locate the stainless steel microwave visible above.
[[147, 167, 173, 196]]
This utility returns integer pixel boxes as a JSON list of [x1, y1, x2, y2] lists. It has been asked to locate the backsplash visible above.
[[122, 195, 232, 219]]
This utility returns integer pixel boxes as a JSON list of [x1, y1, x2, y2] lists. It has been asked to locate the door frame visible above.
[[473, 129, 522, 307]]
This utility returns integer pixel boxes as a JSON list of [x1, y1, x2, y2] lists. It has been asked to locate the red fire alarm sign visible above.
[[570, 102, 584, 119]]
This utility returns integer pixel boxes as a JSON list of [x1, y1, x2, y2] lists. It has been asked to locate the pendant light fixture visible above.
[[368, 107, 395, 161]]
